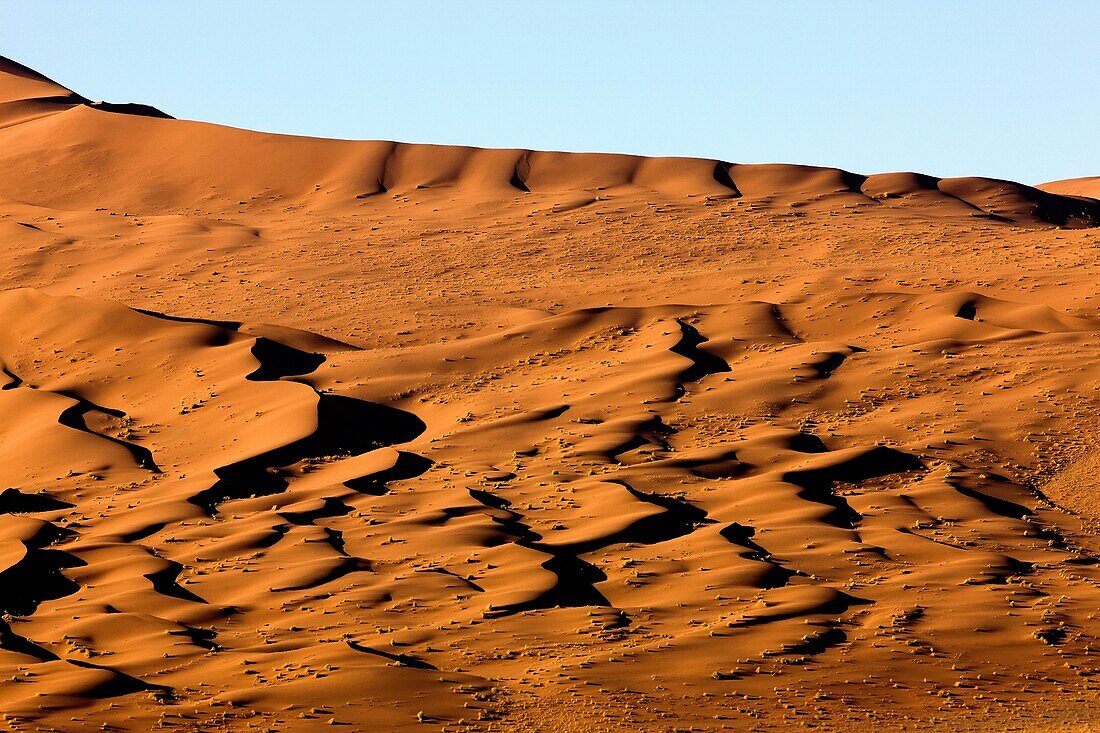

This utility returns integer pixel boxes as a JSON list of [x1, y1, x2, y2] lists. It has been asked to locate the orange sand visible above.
[[0, 56, 1098, 732]]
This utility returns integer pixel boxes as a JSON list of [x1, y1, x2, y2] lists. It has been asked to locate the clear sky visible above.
[[2, 1, 1096, 184]]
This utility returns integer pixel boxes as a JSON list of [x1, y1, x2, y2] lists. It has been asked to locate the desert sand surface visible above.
[[0, 55, 1098, 732], [1039, 177, 1100, 200]]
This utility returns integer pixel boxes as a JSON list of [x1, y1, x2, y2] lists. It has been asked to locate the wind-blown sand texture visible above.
[[0, 56, 1098, 732]]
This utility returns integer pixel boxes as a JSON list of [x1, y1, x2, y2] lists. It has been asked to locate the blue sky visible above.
[[3, 1, 1096, 184]]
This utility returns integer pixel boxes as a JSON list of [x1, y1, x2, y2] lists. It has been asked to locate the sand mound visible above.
[[0, 287, 1095, 731], [0, 56, 1097, 732], [1039, 176, 1100, 200]]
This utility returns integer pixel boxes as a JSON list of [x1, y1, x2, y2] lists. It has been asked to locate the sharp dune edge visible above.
[[0, 55, 1098, 732]]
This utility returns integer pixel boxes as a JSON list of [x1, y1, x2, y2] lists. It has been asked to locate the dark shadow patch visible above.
[[144, 561, 208, 604], [952, 482, 1031, 520], [191, 397, 426, 513], [783, 447, 925, 529], [810, 352, 848, 379], [0, 488, 72, 514], [472, 480, 711, 617], [0, 619, 57, 661], [121, 522, 167, 543], [601, 415, 673, 463], [729, 590, 869, 629], [712, 162, 741, 196], [344, 451, 434, 496], [356, 179, 388, 198], [1034, 627, 1067, 646], [772, 626, 847, 657], [85, 100, 173, 119], [542, 479, 710, 555], [133, 307, 242, 331], [67, 659, 173, 698], [56, 393, 160, 472], [510, 154, 531, 192], [347, 640, 437, 670], [1024, 185, 1100, 227], [0, 546, 84, 616], [788, 432, 829, 454], [168, 624, 220, 652], [719, 522, 799, 589], [671, 319, 730, 383], [417, 566, 485, 593], [2, 366, 24, 389], [246, 338, 325, 381], [253, 523, 291, 549], [535, 404, 570, 421], [274, 557, 371, 592], [464, 488, 611, 615], [278, 497, 354, 525]]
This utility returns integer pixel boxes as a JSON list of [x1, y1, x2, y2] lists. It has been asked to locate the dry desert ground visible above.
[[0, 56, 1098, 731]]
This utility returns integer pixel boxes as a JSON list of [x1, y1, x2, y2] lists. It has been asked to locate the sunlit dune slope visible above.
[[1, 56, 1096, 226], [1039, 176, 1100, 200]]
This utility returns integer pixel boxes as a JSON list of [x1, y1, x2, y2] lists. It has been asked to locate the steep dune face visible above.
[[0, 56, 76, 102], [0, 57, 1098, 732]]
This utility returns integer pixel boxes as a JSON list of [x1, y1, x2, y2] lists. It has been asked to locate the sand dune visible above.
[[1039, 176, 1100, 200], [1, 56, 1096, 228], [0, 56, 1098, 732]]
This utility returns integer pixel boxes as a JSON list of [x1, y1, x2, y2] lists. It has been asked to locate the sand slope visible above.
[[1039, 176, 1100, 200], [1, 57, 1096, 227], [0, 56, 1098, 732]]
